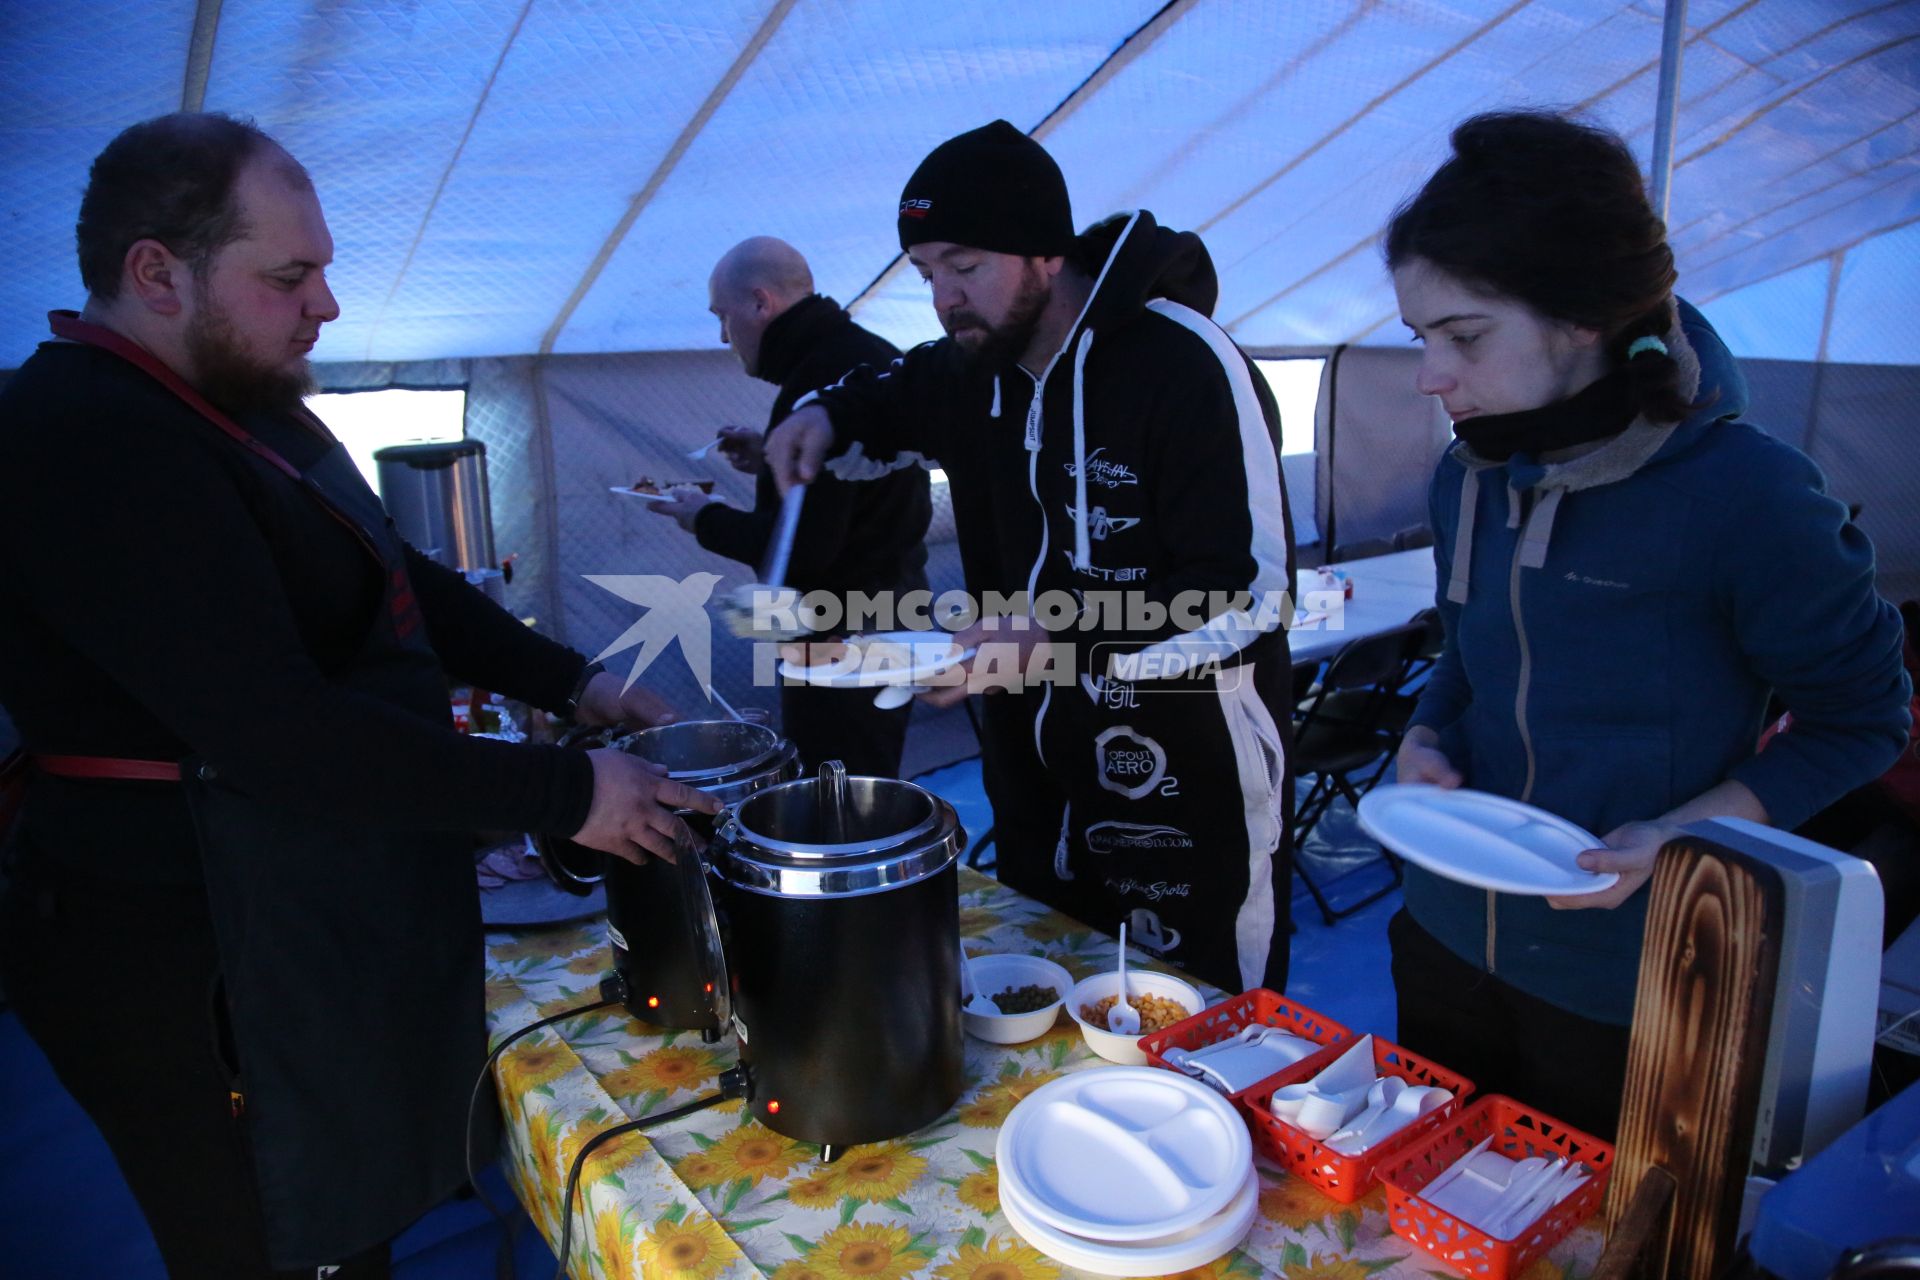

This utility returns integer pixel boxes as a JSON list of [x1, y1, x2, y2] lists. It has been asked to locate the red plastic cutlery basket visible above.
[[1139, 988, 1352, 1118], [1241, 1034, 1473, 1203], [1379, 1094, 1615, 1280]]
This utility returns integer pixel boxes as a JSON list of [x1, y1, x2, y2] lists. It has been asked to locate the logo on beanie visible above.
[[900, 197, 933, 219]]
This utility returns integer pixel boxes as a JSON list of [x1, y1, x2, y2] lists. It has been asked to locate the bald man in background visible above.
[[653, 238, 931, 776]]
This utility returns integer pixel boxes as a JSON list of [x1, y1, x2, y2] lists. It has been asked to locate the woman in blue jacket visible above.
[[1383, 110, 1911, 1138]]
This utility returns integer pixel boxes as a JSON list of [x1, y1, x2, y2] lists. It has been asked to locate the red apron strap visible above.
[[33, 754, 184, 782]]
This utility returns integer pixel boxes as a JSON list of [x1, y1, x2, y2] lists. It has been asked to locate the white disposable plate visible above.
[[608, 486, 678, 502], [776, 630, 974, 688], [1357, 784, 1618, 896], [995, 1067, 1250, 1243], [1000, 1164, 1257, 1277]]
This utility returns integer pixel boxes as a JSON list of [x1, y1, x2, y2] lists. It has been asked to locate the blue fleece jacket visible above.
[[1403, 301, 1912, 1025]]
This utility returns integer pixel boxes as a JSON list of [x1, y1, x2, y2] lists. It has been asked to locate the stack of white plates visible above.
[[994, 1067, 1258, 1276]]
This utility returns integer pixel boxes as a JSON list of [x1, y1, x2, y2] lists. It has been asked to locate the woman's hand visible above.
[[1395, 725, 1462, 787], [1547, 819, 1680, 910], [1549, 781, 1766, 910]]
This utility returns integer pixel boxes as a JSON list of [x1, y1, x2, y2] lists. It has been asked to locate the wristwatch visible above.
[[561, 661, 607, 721]]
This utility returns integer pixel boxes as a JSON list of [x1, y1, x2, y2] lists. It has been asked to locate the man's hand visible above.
[[1548, 819, 1680, 910], [764, 405, 835, 493], [916, 618, 1050, 709], [715, 425, 763, 475], [571, 749, 722, 866], [1395, 725, 1462, 788], [649, 486, 714, 533], [575, 670, 678, 728]]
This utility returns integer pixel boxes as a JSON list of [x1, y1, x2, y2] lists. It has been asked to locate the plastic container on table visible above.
[[1378, 1094, 1614, 1280], [1140, 988, 1352, 1117], [1241, 1034, 1473, 1203]]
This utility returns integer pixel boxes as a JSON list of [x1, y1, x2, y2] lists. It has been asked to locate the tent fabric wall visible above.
[[1781, 362, 1920, 608], [1307, 349, 1920, 610], [1313, 345, 1452, 558]]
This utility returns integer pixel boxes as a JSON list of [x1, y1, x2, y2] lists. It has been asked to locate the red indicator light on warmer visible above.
[[767, 1100, 781, 1115], [705, 983, 713, 993], [646, 995, 660, 1009]]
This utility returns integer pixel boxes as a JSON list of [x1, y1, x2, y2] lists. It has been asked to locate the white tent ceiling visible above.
[[3, 0, 1916, 370]]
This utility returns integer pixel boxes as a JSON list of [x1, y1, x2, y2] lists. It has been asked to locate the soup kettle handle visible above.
[[818, 760, 849, 844]]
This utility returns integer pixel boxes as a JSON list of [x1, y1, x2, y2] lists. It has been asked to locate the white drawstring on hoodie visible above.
[[1071, 328, 1095, 569]]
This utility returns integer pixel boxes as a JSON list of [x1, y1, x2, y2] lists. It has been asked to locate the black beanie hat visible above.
[[897, 119, 1074, 257]]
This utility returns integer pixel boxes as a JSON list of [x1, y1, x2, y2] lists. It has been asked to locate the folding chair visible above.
[[1290, 620, 1429, 923]]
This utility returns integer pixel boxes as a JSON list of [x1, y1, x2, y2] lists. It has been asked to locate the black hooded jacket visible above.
[[809, 212, 1295, 677], [694, 294, 929, 597]]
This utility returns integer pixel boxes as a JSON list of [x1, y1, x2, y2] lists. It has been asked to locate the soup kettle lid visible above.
[[712, 761, 962, 898]]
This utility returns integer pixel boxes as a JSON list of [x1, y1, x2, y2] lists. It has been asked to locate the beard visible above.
[[944, 263, 1050, 372], [185, 288, 314, 416]]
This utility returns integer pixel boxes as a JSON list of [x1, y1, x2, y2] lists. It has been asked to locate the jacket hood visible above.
[[1074, 210, 1220, 330]]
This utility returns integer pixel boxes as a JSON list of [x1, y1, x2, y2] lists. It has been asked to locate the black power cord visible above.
[[466, 972, 629, 1280], [551, 1065, 749, 1280]]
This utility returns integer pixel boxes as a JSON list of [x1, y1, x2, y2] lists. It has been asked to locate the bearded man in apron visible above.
[[0, 113, 719, 1278]]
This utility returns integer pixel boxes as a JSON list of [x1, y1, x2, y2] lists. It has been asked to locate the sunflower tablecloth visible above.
[[484, 867, 1604, 1280]]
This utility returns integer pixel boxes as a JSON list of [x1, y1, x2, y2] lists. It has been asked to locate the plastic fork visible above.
[[1486, 1156, 1568, 1238], [1421, 1135, 1495, 1203], [686, 436, 724, 461], [1106, 923, 1142, 1035]]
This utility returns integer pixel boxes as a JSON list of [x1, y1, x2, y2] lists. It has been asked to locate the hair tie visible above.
[[1627, 335, 1669, 360]]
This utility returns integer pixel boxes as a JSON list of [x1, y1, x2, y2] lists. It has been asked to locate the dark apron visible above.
[[47, 313, 493, 1267]]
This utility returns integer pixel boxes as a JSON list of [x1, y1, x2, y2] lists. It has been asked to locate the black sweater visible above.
[[0, 340, 594, 886], [693, 294, 930, 596]]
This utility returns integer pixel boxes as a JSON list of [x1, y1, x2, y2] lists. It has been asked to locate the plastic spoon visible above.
[[959, 949, 997, 1017], [1326, 1076, 1405, 1149], [871, 683, 917, 710], [1330, 1082, 1451, 1154], [1106, 923, 1142, 1035]]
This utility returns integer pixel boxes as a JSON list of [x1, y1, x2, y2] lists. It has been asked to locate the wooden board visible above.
[[1605, 837, 1783, 1280]]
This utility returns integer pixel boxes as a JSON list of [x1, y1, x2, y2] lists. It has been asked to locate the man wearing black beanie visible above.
[[767, 121, 1299, 996]]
